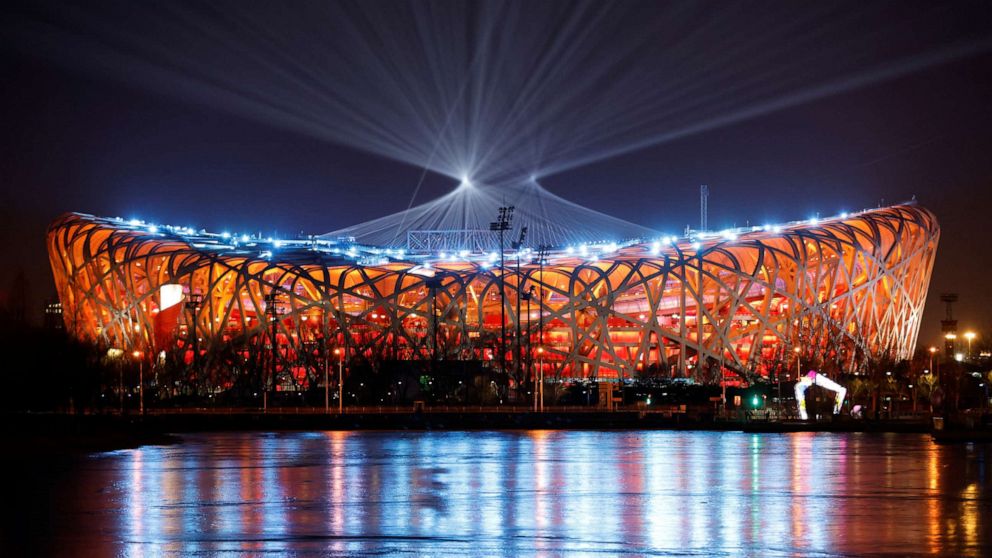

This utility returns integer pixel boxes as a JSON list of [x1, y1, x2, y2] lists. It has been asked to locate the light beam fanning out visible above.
[[4, 0, 989, 195]]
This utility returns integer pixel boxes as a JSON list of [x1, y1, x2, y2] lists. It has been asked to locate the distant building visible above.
[[44, 299, 63, 330]]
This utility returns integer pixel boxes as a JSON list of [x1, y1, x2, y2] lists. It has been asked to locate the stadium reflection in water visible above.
[[46, 432, 992, 556]]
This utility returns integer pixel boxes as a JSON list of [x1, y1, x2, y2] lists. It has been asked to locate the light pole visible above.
[[118, 355, 124, 414], [537, 346, 545, 412], [791, 346, 801, 416], [133, 350, 144, 415], [512, 227, 528, 387], [490, 206, 513, 381], [533, 342, 539, 413], [965, 331, 976, 359], [264, 291, 281, 412], [426, 276, 443, 362], [929, 346, 937, 376], [323, 337, 330, 414], [522, 286, 534, 410], [186, 292, 203, 397], [334, 347, 344, 414]]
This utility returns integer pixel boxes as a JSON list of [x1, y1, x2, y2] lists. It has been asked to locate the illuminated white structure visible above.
[[794, 370, 847, 420]]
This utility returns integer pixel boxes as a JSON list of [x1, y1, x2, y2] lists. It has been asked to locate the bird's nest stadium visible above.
[[47, 185, 938, 395]]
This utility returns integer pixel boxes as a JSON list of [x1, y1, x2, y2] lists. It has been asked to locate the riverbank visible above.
[[5, 411, 939, 455]]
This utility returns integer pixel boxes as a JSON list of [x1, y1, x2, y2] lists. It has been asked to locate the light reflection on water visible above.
[[18, 431, 992, 556]]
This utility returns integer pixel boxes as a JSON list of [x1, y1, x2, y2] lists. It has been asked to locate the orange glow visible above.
[[47, 204, 938, 384]]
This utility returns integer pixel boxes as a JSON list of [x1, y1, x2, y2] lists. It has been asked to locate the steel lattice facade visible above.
[[47, 204, 938, 388]]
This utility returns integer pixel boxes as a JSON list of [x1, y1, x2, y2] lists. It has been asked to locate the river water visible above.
[[7, 431, 992, 556]]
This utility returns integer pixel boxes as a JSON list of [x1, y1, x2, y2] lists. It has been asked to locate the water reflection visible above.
[[15, 431, 992, 556]]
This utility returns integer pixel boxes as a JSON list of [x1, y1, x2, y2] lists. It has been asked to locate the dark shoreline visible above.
[[5, 411, 940, 455]]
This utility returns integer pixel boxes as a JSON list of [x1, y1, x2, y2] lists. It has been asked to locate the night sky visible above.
[[2, 1, 991, 350]]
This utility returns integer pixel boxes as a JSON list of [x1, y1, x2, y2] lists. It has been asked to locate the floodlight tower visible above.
[[940, 293, 958, 358], [490, 206, 514, 378]]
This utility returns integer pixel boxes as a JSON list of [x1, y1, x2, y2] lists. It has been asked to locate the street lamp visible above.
[[319, 299, 333, 414], [964, 331, 977, 359], [334, 347, 344, 414], [185, 292, 203, 396], [536, 346, 545, 412], [512, 227, 528, 385], [264, 291, 282, 412], [133, 350, 144, 415], [929, 346, 937, 376], [790, 346, 801, 417], [322, 338, 330, 414], [107, 348, 124, 414]]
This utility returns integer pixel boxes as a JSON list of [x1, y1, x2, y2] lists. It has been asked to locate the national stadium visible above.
[[47, 182, 939, 395]]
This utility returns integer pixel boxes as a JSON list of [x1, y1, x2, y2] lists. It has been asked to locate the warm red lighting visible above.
[[47, 204, 938, 384]]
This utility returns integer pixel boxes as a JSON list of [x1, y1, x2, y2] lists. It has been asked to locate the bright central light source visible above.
[[460, 175, 472, 187]]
